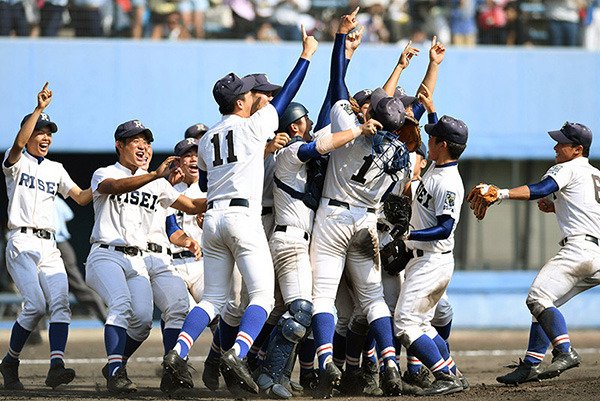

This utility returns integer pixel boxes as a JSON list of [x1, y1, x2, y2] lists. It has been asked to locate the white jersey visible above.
[[263, 152, 275, 208], [169, 181, 205, 253], [147, 201, 169, 249], [273, 139, 315, 233], [542, 157, 600, 239], [197, 104, 278, 204], [90, 162, 181, 249], [390, 152, 417, 197], [3, 149, 76, 231], [324, 99, 409, 208], [405, 161, 464, 253]]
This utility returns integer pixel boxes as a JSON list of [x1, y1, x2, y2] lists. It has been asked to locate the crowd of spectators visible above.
[[1, 0, 599, 48]]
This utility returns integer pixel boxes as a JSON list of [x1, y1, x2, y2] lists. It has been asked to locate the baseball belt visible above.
[[559, 234, 599, 247], [99, 244, 142, 256], [172, 251, 196, 259], [328, 199, 376, 214], [147, 242, 172, 255], [274, 225, 310, 241], [207, 198, 249, 210], [409, 249, 452, 258], [20, 227, 53, 240]]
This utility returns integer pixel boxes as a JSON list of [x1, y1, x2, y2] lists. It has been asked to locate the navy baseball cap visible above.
[[548, 122, 592, 148], [424, 115, 468, 145], [246, 73, 281, 92], [394, 86, 407, 97], [213, 73, 256, 108], [114, 120, 154, 142], [369, 87, 406, 132], [353, 89, 373, 107], [20, 112, 58, 133], [397, 94, 418, 108], [184, 123, 209, 139], [416, 142, 427, 158], [174, 138, 199, 156]]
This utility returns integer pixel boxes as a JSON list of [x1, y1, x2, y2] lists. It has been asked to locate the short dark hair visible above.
[[219, 92, 247, 115], [285, 116, 305, 136], [571, 142, 589, 157], [435, 136, 466, 160]]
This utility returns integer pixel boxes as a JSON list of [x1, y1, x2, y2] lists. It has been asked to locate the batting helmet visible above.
[[278, 102, 309, 132]]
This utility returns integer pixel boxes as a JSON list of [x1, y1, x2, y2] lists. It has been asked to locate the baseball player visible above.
[[470, 123, 599, 384], [162, 30, 318, 396], [0, 83, 91, 390], [393, 115, 468, 396], [184, 123, 209, 140], [309, 8, 411, 398], [85, 119, 206, 394]]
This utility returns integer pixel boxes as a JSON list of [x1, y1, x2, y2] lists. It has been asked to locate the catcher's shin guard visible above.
[[256, 299, 313, 399]]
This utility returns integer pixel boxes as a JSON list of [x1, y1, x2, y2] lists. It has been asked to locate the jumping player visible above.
[[1, 83, 91, 390], [162, 28, 318, 396], [483, 123, 599, 384]]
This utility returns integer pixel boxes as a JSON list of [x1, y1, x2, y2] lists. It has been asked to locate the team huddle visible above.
[[3, 7, 600, 399]]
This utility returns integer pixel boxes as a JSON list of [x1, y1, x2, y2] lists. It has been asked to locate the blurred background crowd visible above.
[[1, 0, 600, 48]]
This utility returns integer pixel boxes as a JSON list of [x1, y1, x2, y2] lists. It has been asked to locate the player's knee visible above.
[[526, 294, 547, 318], [348, 315, 370, 336], [312, 298, 334, 316], [162, 297, 189, 327], [248, 294, 275, 316], [288, 299, 313, 328], [365, 300, 391, 323], [22, 297, 47, 322]]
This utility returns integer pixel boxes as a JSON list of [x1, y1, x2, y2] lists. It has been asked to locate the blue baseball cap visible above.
[[20, 112, 58, 133], [213, 73, 256, 108], [246, 73, 281, 92], [394, 86, 407, 97], [174, 138, 199, 156], [369, 87, 406, 132], [184, 123, 209, 139], [548, 122, 592, 148], [114, 120, 154, 142], [353, 89, 373, 107], [424, 115, 468, 145]]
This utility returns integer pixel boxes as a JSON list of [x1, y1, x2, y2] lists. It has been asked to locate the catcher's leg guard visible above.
[[256, 299, 313, 399]]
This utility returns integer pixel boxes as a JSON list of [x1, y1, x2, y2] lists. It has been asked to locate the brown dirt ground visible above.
[[0, 328, 598, 400]]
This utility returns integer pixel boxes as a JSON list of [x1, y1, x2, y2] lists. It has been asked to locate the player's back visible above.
[[197, 105, 278, 204]]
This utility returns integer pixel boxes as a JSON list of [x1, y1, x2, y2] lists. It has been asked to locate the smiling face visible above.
[[175, 146, 199, 183], [117, 133, 151, 170], [26, 126, 53, 157], [553, 142, 582, 164]]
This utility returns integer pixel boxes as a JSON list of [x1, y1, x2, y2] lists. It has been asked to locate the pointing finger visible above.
[[42, 82, 49, 91], [431, 36, 436, 48], [301, 24, 307, 39], [350, 6, 360, 17]]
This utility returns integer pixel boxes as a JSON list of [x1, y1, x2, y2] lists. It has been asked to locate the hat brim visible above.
[[175, 144, 198, 156], [120, 128, 154, 143], [239, 76, 256, 95], [253, 83, 281, 92], [548, 130, 572, 144], [36, 121, 58, 133], [399, 96, 417, 108], [424, 123, 436, 135]]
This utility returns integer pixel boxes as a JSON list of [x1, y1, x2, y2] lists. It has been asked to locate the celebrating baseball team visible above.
[[3, 6, 600, 399]]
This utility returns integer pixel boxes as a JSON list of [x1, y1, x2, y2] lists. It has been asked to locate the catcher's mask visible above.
[[371, 130, 410, 180]]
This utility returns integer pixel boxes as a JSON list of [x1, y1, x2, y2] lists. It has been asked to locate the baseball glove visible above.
[[383, 194, 411, 236], [380, 237, 411, 276], [466, 183, 500, 220], [395, 115, 421, 152]]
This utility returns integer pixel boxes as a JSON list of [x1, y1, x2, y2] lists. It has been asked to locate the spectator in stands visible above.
[[357, 0, 391, 42], [0, 0, 30, 36], [40, 0, 68, 36], [53, 197, 107, 323], [151, 10, 191, 39], [386, 0, 412, 43], [270, 0, 311, 41], [449, 0, 478, 46], [70, 0, 106, 37], [545, 0, 584, 46], [177, 0, 208, 38], [477, 0, 508, 44], [228, 0, 256, 39], [583, 0, 600, 49], [131, 0, 148, 38]]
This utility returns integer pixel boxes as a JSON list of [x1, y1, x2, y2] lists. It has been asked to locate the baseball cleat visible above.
[[202, 356, 221, 391], [496, 359, 542, 384], [458, 373, 470, 391], [0, 358, 24, 390], [538, 348, 581, 380], [163, 349, 194, 390], [45, 359, 76, 389], [416, 371, 463, 396], [314, 361, 341, 399], [106, 366, 137, 394], [403, 366, 433, 390], [299, 370, 319, 396], [380, 366, 403, 396], [219, 348, 259, 394], [160, 366, 180, 394], [360, 359, 383, 396]]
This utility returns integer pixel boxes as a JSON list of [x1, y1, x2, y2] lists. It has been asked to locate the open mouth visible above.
[[39, 143, 49, 152], [135, 150, 146, 163], [189, 164, 199, 172]]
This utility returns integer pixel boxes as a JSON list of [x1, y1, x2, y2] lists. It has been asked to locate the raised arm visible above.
[[416, 36, 445, 99], [382, 42, 419, 97], [97, 156, 178, 195], [270, 25, 318, 116], [7, 82, 53, 166], [330, 7, 360, 105]]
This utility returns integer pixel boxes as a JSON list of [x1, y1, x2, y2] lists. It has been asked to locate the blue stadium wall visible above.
[[1, 39, 600, 159]]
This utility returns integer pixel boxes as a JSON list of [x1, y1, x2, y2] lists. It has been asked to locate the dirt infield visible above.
[[0, 328, 598, 400]]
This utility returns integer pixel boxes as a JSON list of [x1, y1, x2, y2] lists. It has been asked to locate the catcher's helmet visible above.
[[371, 130, 410, 180], [278, 102, 309, 132]]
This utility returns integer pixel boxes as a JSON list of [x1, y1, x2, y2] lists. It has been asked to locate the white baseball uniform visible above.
[[3, 149, 75, 330], [195, 104, 277, 320], [85, 162, 180, 341], [311, 98, 410, 322], [395, 161, 464, 347], [526, 157, 600, 316]]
